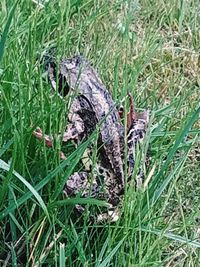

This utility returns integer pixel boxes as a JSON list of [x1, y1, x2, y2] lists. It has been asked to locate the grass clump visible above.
[[0, 0, 199, 266]]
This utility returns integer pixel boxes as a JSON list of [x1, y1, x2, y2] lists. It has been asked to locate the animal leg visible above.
[[64, 172, 98, 197], [63, 171, 99, 213], [33, 115, 85, 159], [33, 127, 67, 159]]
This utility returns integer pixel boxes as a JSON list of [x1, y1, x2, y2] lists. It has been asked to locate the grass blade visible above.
[[51, 197, 108, 209], [0, 135, 92, 220], [150, 105, 200, 191], [0, 138, 14, 157], [141, 227, 200, 248], [95, 238, 109, 267], [0, 0, 19, 62], [0, 159, 50, 221], [70, 220, 87, 264], [97, 236, 126, 267], [151, 155, 187, 207], [59, 243, 65, 267]]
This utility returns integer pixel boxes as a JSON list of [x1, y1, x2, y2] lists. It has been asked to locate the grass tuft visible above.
[[0, 0, 199, 265]]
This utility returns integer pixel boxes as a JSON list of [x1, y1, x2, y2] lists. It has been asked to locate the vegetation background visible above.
[[0, 0, 199, 266]]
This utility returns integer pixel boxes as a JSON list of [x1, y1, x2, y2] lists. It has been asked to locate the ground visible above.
[[0, 0, 199, 266]]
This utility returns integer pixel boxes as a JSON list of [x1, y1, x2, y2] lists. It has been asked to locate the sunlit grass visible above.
[[0, 0, 199, 266]]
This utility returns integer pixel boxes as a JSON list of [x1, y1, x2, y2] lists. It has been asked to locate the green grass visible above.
[[0, 0, 200, 266]]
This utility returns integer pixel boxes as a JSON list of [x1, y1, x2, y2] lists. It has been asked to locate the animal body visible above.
[[34, 55, 149, 221]]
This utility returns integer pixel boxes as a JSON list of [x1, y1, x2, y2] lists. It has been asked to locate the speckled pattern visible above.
[[39, 55, 149, 221]]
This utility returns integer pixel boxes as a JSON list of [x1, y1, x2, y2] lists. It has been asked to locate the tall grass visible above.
[[0, 0, 199, 266]]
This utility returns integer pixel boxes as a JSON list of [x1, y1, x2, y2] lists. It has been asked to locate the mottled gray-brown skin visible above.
[[43, 55, 149, 220], [48, 55, 125, 207]]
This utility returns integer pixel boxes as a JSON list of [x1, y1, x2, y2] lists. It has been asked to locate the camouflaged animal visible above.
[[34, 55, 149, 221]]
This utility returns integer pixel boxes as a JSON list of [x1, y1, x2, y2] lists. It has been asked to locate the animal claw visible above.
[[33, 128, 53, 148]]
